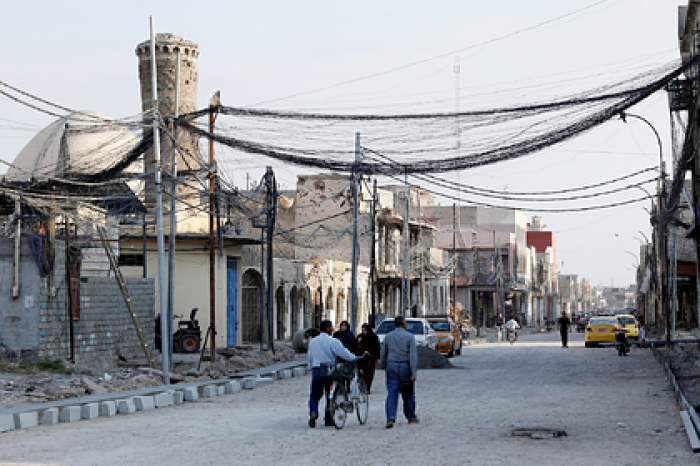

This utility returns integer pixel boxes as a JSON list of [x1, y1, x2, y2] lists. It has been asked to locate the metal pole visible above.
[[209, 91, 219, 360], [259, 226, 265, 352], [65, 209, 75, 362], [370, 179, 377, 327], [166, 48, 180, 372], [452, 204, 456, 319], [351, 133, 360, 328], [419, 189, 425, 317], [402, 167, 409, 315], [266, 168, 276, 354], [149, 16, 170, 384]]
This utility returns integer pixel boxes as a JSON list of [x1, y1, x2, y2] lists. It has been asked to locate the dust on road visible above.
[[0, 332, 695, 466]]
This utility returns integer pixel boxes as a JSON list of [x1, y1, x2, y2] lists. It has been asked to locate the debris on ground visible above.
[[657, 338, 700, 409], [0, 342, 303, 408], [417, 346, 454, 369]]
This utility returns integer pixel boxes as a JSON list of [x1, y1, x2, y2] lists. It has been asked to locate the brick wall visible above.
[[33, 243, 156, 368]]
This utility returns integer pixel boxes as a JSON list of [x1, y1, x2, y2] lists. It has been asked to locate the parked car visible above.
[[615, 314, 640, 340], [425, 316, 462, 357], [376, 317, 437, 350], [585, 316, 618, 347]]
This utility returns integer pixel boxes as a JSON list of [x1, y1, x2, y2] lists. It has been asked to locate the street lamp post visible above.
[[620, 110, 669, 346]]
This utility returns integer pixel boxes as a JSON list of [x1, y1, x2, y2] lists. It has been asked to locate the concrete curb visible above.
[[0, 360, 308, 434]]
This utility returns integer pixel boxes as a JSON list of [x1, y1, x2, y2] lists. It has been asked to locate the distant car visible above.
[[425, 316, 463, 357], [376, 317, 437, 350], [585, 316, 618, 348], [615, 314, 639, 340]]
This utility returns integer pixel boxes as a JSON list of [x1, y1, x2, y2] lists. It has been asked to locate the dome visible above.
[[6, 111, 142, 182]]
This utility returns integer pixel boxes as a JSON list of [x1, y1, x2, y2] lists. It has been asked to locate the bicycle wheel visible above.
[[332, 382, 348, 430], [355, 379, 369, 425]]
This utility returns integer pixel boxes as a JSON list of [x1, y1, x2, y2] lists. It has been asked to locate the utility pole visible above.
[[65, 207, 75, 362], [660, 164, 670, 347], [472, 231, 478, 335], [402, 167, 410, 315], [452, 204, 457, 319], [259, 225, 265, 352], [493, 230, 500, 330], [149, 16, 170, 384], [166, 48, 180, 373], [370, 179, 377, 327], [419, 189, 425, 317], [209, 91, 220, 361], [265, 167, 276, 354], [351, 133, 360, 330]]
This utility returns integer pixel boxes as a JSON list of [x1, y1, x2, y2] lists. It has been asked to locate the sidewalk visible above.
[[0, 360, 308, 431]]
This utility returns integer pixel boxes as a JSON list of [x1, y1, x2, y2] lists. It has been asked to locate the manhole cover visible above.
[[511, 428, 567, 439]]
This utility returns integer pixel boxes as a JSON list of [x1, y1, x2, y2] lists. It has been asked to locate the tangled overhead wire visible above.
[[174, 56, 699, 176]]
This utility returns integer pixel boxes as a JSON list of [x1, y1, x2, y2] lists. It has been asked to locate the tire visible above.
[[448, 343, 455, 358], [585, 342, 593, 348], [332, 383, 348, 430], [179, 333, 201, 353], [456, 342, 462, 356], [356, 379, 369, 425]]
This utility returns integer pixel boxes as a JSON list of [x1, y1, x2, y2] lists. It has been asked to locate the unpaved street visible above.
[[0, 332, 696, 466]]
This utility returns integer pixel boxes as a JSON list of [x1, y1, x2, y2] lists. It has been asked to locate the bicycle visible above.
[[326, 360, 369, 430]]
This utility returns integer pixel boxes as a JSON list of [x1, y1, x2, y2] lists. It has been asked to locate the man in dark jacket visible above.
[[380, 316, 419, 428], [557, 312, 570, 348]]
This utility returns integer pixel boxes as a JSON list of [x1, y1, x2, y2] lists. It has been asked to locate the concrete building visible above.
[[423, 205, 533, 328], [526, 216, 558, 323]]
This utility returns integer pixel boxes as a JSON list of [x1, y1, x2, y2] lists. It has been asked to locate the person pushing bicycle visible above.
[[307, 320, 366, 428]]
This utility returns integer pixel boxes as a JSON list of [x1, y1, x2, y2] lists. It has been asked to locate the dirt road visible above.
[[0, 332, 696, 465]]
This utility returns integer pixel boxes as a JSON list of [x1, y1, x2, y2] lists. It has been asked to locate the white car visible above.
[[376, 317, 438, 350]]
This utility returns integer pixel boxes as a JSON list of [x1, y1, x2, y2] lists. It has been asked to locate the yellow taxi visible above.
[[585, 316, 618, 348], [615, 314, 640, 340], [426, 316, 463, 357]]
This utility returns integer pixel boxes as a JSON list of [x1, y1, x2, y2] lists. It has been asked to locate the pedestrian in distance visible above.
[[557, 312, 571, 348], [307, 319, 362, 428], [356, 323, 381, 394], [333, 320, 357, 354], [639, 323, 647, 349], [380, 315, 419, 428]]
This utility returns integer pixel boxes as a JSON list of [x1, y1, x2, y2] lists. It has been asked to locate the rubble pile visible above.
[[0, 342, 303, 409], [417, 346, 454, 369], [658, 340, 700, 409]]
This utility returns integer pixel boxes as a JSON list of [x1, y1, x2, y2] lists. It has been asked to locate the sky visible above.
[[0, 0, 688, 288]]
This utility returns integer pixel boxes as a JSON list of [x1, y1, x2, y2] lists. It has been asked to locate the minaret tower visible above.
[[136, 33, 200, 213]]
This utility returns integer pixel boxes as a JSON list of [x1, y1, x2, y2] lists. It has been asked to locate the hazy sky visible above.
[[0, 0, 686, 287]]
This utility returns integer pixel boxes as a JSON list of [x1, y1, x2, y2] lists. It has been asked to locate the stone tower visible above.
[[136, 33, 200, 213]]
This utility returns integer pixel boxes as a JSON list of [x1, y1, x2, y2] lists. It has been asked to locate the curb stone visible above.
[[0, 361, 309, 434]]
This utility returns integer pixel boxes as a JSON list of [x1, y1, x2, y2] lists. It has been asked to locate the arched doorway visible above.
[[242, 269, 263, 343], [276, 286, 286, 340], [290, 287, 300, 335]]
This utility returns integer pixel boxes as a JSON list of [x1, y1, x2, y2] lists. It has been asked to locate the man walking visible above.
[[307, 320, 361, 428], [380, 315, 419, 428], [557, 311, 570, 348]]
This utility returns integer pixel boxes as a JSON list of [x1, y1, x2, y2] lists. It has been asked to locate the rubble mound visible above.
[[417, 346, 454, 369]]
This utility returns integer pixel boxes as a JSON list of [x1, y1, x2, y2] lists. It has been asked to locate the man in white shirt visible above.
[[505, 317, 520, 331], [307, 319, 360, 428]]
